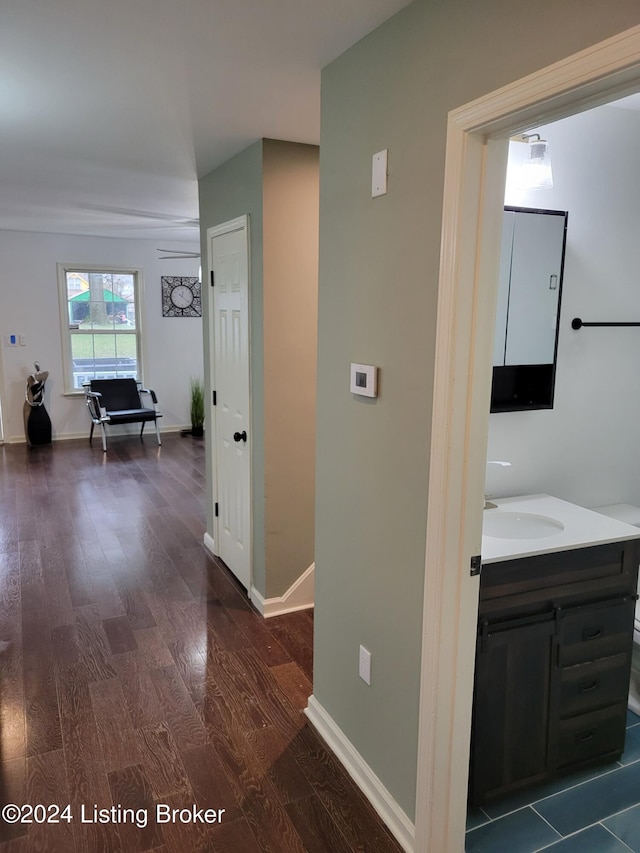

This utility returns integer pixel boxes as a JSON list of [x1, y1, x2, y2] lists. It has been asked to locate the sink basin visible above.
[[483, 511, 565, 540]]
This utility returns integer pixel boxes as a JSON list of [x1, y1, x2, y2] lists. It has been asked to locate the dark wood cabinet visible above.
[[471, 614, 556, 800], [469, 539, 640, 806]]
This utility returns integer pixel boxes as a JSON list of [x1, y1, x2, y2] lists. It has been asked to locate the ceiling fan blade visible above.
[[156, 248, 200, 255], [78, 203, 199, 227], [158, 253, 200, 260], [157, 248, 200, 259]]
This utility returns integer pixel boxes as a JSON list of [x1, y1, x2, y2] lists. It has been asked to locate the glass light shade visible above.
[[518, 139, 553, 189]]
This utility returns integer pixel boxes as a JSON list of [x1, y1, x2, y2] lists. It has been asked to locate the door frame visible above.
[[205, 215, 252, 590], [414, 24, 640, 852], [0, 342, 5, 443]]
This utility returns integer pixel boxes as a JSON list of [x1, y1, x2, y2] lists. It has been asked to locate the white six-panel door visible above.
[[209, 217, 251, 591]]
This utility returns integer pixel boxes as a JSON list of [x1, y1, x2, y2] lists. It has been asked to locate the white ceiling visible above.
[[1, 0, 412, 243]]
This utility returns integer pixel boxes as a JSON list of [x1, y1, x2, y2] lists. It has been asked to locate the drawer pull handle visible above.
[[576, 730, 595, 743], [582, 627, 602, 640], [579, 680, 600, 693]]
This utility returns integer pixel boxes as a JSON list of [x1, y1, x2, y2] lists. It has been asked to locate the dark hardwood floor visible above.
[[0, 434, 402, 852]]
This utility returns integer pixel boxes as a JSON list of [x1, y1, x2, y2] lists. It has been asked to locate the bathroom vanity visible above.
[[470, 495, 640, 806]]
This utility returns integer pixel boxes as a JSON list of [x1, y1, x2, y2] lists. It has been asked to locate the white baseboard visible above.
[[203, 532, 216, 558], [5, 424, 189, 445], [305, 695, 415, 853], [251, 562, 315, 618], [7, 431, 86, 444]]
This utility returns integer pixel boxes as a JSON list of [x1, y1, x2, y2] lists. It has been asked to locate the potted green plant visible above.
[[189, 377, 205, 437]]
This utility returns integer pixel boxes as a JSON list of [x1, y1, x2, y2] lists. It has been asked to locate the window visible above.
[[57, 264, 143, 393]]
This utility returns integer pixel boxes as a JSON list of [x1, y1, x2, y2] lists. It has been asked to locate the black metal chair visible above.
[[83, 378, 162, 452]]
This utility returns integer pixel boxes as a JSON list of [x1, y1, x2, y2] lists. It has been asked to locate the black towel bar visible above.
[[572, 317, 640, 330]]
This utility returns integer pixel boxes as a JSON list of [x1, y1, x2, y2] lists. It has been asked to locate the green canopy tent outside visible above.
[[68, 288, 129, 324]]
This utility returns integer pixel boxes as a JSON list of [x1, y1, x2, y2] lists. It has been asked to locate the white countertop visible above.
[[482, 494, 640, 564]]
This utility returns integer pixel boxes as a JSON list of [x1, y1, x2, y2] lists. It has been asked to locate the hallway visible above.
[[0, 435, 402, 852]]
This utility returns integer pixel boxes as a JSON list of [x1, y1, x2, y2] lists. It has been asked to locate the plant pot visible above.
[[191, 425, 204, 437]]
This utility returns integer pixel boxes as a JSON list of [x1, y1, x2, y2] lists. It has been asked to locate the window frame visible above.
[[57, 262, 145, 395]]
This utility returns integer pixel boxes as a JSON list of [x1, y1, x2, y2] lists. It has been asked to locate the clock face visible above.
[[171, 284, 194, 308], [161, 277, 202, 317]]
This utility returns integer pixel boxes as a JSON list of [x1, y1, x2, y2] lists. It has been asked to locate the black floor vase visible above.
[[24, 369, 52, 446], [26, 397, 52, 445]]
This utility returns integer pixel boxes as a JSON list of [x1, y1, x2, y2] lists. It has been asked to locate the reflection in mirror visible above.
[[491, 206, 568, 413]]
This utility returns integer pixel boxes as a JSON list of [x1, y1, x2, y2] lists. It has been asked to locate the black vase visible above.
[[24, 371, 52, 446], [27, 402, 52, 445]]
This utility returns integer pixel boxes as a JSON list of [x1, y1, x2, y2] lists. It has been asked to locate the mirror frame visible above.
[[490, 205, 568, 413]]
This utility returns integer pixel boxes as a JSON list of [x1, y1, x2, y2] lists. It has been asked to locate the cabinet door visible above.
[[505, 210, 566, 365], [470, 616, 556, 805]]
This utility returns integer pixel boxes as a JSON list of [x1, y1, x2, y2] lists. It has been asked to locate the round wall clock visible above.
[[161, 276, 202, 317]]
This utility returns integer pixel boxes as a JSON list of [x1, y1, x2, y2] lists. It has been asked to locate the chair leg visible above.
[[154, 420, 162, 446], [89, 422, 94, 444], [100, 423, 107, 452], [140, 422, 145, 440]]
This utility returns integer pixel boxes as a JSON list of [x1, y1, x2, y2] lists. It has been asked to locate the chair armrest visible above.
[[138, 387, 157, 404], [139, 387, 162, 414], [83, 388, 107, 421]]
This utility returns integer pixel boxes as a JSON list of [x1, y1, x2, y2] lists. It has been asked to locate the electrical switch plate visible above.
[[359, 645, 372, 685], [371, 149, 388, 197], [4, 335, 17, 347], [350, 363, 378, 397], [18, 335, 26, 346]]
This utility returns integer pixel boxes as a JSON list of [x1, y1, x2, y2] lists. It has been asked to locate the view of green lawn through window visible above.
[[65, 270, 139, 388]]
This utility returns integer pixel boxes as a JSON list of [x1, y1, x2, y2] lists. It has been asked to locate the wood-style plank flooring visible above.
[[0, 434, 403, 852]]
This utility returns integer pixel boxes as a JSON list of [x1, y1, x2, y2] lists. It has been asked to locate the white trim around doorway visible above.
[[205, 214, 253, 593], [414, 24, 640, 853]]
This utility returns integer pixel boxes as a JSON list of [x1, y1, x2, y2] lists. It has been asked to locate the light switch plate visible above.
[[350, 363, 378, 397], [372, 149, 388, 197], [359, 645, 371, 685]]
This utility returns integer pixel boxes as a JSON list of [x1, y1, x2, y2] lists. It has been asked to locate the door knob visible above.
[[233, 431, 247, 443]]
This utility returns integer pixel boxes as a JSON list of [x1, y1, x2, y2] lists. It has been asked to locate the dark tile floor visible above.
[[466, 709, 640, 852]]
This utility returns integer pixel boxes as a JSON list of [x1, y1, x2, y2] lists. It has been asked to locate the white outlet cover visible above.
[[350, 363, 377, 397]]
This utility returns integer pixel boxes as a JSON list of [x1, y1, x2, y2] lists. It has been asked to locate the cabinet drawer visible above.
[[559, 598, 635, 665], [560, 653, 630, 717], [557, 705, 626, 768]]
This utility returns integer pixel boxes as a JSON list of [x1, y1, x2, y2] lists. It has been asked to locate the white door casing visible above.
[[0, 342, 6, 443], [415, 25, 640, 853], [208, 216, 251, 591]]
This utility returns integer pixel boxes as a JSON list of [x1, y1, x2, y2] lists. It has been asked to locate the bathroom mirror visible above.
[[491, 206, 568, 413]]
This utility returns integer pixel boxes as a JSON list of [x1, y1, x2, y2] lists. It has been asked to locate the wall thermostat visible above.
[[350, 363, 378, 398]]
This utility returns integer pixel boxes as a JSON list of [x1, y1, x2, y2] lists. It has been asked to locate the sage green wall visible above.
[[199, 140, 319, 600], [262, 140, 319, 598], [314, 0, 640, 819], [198, 141, 266, 594]]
